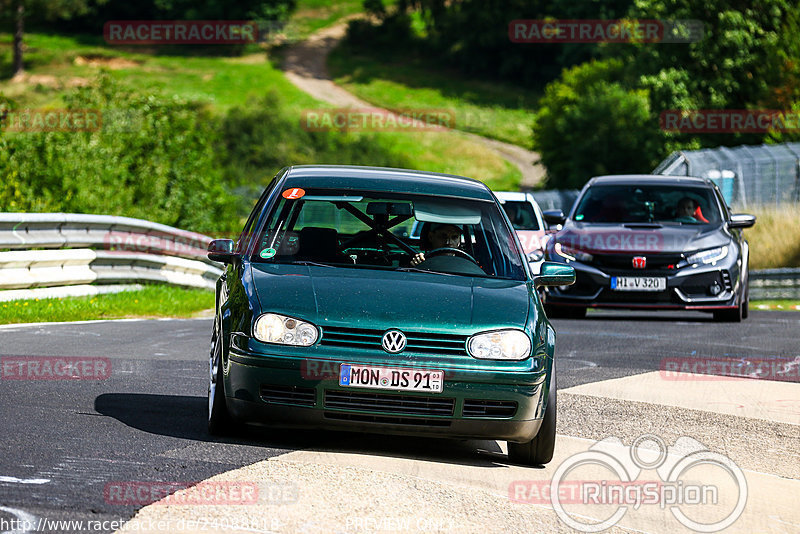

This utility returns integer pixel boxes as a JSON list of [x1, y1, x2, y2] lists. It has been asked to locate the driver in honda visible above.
[[410, 223, 463, 266]]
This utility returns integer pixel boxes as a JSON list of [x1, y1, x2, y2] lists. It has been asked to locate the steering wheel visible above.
[[425, 247, 480, 265]]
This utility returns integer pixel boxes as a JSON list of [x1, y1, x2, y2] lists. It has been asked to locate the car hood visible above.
[[556, 222, 730, 255], [250, 264, 530, 331]]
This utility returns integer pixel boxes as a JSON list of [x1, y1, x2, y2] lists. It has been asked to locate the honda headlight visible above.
[[254, 313, 318, 346], [467, 329, 531, 361], [555, 243, 593, 263], [685, 246, 728, 266]]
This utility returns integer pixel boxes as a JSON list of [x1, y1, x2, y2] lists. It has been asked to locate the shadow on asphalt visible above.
[[94, 393, 535, 470]]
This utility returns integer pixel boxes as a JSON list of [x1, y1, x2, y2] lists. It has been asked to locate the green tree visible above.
[[0, 0, 98, 76], [533, 59, 663, 188]]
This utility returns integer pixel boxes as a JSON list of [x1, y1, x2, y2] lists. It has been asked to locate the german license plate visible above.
[[339, 364, 444, 393], [611, 276, 666, 291]]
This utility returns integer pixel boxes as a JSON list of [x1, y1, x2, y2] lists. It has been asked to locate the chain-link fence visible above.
[[654, 142, 800, 208]]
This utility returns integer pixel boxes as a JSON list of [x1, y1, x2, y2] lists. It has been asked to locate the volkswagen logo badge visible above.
[[381, 330, 407, 353]]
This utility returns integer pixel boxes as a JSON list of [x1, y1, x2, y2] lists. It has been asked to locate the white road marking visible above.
[[0, 476, 49, 485], [562, 371, 800, 425]]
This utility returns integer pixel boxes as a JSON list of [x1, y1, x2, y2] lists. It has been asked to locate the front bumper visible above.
[[545, 256, 743, 310], [223, 344, 549, 443]]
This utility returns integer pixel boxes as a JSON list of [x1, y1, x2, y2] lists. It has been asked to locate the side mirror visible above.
[[534, 261, 576, 288], [729, 214, 756, 229], [542, 209, 566, 227], [208, 239, 237, 264]]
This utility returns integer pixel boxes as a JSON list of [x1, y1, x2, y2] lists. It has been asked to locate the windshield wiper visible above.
[[395, 267, 456, 276], [289, 260, 336, 268], [623, 223, 663, 229]]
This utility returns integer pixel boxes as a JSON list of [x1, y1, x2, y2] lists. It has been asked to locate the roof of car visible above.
[[587, 174, 712, 186], [282, 165, 495, 201], [494, 191, 534, 202]]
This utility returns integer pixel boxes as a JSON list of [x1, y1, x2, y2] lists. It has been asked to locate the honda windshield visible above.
[[572, 185, 723, 225]]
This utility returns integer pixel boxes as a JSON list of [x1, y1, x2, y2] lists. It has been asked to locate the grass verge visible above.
[[0, 285, 214, 325], [328, 45, 539, 147], [0, 32, 517, 188], [745, 206, 800, 270]]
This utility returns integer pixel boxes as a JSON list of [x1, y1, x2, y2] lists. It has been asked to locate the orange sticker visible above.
[[282, 188, 306, 200]]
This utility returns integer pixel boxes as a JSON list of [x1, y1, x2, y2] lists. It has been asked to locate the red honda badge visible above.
[[632, 256, 647, 269]]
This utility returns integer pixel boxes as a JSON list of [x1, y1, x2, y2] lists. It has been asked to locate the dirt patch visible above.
[[9, 71, 90, 88], [74, 55, 141, 69]]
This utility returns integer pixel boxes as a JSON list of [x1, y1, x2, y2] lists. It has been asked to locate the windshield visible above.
[[572, 185, 722, 225], [250, 189, 526, 280], [501, 200, 541, 230]]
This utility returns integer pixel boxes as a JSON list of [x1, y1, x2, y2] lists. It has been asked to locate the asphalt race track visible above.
[[1, 311, 798, 533]]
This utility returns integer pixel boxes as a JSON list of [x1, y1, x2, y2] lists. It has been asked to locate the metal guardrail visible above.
[[750, 268, 800, 300], [0, 213, 222, 300]]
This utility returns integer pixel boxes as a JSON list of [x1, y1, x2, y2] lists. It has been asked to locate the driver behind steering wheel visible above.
[[411, 223, 462, 267]]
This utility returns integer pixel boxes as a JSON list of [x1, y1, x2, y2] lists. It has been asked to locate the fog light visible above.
[[559, 285, 570, 291], [709, 282, 722, 295]]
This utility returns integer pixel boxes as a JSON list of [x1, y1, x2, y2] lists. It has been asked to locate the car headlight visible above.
[[467, 329, 531, 361], [685, 246, 728, 265], [555, 243, 593, 263], [528, 250, 544, 262], [254, 313, 318, 346]]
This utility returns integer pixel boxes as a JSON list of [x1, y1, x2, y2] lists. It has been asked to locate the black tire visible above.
[[545, 304, 586, 319], [742, 279, 749, 319], [713, 282, 746, 323], [508, 370, 557, 466], [208, 318, 235, 435]]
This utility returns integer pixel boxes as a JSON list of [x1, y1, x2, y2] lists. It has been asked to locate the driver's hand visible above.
[[410, 253, 425, 267]]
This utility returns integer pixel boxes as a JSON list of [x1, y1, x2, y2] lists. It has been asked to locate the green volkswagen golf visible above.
[[206, 165, 574, 465]]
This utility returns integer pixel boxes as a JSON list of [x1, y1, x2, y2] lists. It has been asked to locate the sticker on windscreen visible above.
[[282, 188, 305, 200], [260, 248, 277, 259]]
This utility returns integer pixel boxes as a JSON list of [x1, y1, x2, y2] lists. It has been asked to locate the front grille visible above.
[[324, 412, 451, 427], [324, 390, 455, 417], [463, 399, 518, 418], [591, 254, 683, 272], [320, 326, 467, 356], [260, 384, 316, 406]]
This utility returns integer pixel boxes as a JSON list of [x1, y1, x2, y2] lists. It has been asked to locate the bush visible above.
[[533, 60, 664, 189], [0, 76, 411, 234]]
